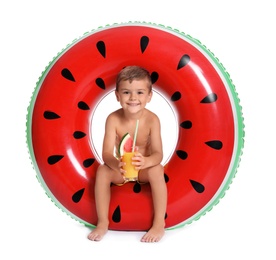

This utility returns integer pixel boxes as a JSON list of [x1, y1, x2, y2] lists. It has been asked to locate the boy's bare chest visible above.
[[116, 123, 150, 147]]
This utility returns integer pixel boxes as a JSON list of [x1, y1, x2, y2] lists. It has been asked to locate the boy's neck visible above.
[[123, 109, 144, 121]]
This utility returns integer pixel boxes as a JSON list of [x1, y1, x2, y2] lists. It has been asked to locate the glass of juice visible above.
[[122, 152, 138, 181]]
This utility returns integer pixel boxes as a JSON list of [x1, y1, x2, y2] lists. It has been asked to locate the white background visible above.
[[1, 0, 275, 259]]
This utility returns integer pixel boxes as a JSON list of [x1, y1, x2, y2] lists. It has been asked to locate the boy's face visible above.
[[115, 79, 152, 114]]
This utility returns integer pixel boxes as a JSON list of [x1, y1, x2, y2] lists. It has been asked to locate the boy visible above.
[[88, 66, 167, 242]]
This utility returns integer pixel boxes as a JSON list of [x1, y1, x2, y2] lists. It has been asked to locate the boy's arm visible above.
[[135, 115, 163, 169], [147, 115, 163, 166], [101, 115, 120, 171]]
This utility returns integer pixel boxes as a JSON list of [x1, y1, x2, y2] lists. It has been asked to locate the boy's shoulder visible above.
[[107, 108, 123, 119], [106, 109, 126, 126], [144, 109, 160, 121]]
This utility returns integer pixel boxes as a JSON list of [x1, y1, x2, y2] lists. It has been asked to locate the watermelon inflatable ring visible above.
[[26, 22, 244, 231]]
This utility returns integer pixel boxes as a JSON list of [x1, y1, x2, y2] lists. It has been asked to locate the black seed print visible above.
[[164, 173, 169, 183], [96, 41, 106, 58], [140, 36, 149, 53], [190, 180, 205, 193], [205, 140, 223, 150], [171, 91, 181, 101], [61, 68, 75, 82], [133, 183, 141, 193], [176, 150, 188, 160], [200, 93, 217, 103], [177, 54, 190, 70], [47, 155, 64, 165], [150, 71, 159, 84], [73, 131, 86, 139], [78, 101, 90, 110], [95, 78, 105, 89], [83, 158, 95, 168], [164, 213, 168, 220], [112, 205, 121, 223], [180, 120, 192, 129], [43, 111, 60, 120], [72, 188, 85, 203]]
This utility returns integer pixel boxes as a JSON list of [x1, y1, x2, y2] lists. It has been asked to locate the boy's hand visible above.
[[132, 151, 145, 170], [118, 159, 126, 175]]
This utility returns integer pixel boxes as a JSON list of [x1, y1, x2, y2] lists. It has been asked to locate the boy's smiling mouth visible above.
[[127, 102, 140, 106]]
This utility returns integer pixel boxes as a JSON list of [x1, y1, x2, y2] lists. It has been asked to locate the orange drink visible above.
[[122, 152, 138, 181]]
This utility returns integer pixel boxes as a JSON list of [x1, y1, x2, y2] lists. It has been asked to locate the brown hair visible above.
[[116, 66, 152, 92]]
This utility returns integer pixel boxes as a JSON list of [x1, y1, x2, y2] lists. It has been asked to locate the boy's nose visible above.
[[130, 93, 137, 100]]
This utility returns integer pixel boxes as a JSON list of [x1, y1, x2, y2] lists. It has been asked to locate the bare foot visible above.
[[87, 225, 108, 241], [140, 226, 165, 243]]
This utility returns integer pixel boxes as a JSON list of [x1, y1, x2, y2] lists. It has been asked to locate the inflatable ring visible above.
[[26, 22, 244, 231]]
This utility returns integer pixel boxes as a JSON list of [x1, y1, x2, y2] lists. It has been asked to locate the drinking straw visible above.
[[132, 119, 139, 152]]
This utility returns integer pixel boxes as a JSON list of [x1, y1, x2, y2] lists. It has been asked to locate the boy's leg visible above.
[[88, 164, 124, 241], [138, 165, 167, 242]]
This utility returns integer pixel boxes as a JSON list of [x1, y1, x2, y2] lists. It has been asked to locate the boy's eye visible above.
[[121, 90, 145, 94]]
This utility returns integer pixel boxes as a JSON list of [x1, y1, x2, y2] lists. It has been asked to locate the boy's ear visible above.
[[147, 91, 153, 103], [115, 91, 120, 101]]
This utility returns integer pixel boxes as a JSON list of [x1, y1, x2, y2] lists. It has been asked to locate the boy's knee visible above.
[[154, 164, 164, 174], [96, 164, 109, 179], [96, 164, 105, 174], [148, 164, 164, 180]]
